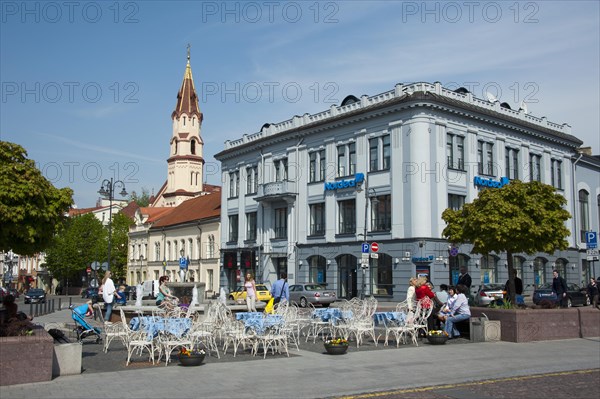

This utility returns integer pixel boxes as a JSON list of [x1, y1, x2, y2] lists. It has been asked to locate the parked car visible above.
[[474, 284, 506, 306], [289, 284, 336, 308], [533, 283, 590, 307], [229, 284, 272, 302], [24, 288, 46, 304]]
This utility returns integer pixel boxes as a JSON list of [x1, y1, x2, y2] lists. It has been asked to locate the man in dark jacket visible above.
[[552, 270, 568, 308], [457, 266, 472, 289]]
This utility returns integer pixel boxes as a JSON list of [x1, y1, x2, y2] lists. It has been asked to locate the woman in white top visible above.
[[439, 284, 471, 338], [244, 272, 257, 312], [101, 271, 120, 322], [405, 277, 417, 311]]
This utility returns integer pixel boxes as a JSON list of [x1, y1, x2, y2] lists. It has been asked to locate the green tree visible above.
[[0, 141, 73, 254], [44, 213, 106, 288], [108, 212, 133, 282], [128, 187, 151, 207], [442, 180, 571, 305]]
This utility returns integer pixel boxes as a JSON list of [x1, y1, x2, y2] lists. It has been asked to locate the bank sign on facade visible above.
[[324, 173, 365, 191], [473, 176, 510, 188]]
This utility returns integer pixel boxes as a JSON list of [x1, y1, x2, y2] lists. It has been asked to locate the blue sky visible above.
[[1, 1, 599, 207]]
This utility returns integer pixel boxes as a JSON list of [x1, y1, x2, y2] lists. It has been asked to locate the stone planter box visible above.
[[0, 326, 53, 386], [471, 307, 600, 343], [53, 342, 82, 377]]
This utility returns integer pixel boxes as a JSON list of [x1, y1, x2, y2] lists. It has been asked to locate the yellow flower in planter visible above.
[[427, 330, 449, 337]]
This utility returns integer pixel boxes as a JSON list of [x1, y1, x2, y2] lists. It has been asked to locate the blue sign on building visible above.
[[179, 257, 188, 270], [362, 243, 370, 253], [473, 176, 509, 188], [324, 173, 364, 191]]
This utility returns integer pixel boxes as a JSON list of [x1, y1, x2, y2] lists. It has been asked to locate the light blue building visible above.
[[215, 82, 599, 301]]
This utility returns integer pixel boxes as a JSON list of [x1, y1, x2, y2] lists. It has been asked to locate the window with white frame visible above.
[[337, 145, 346, 177], [309, 150, 327, 183], [246, 212, 257, 241], [207, 235, 215, 258], [167, 241, 171, 261], [551, 159, 563, 189], [371, 194, 391, 232], [228, 215, 239, 242], [505, 147, 519, 180], [274, 207, 287, 239], [480, 255, 498, 284], [446, 133, 465, 170], [275, 158, 288, 182], [338, 199, 356, 234], [246, 166, 258, 194], [529, 154, 541, 182], [188, 239, 193, 260], [368, 134, 391, 172], [309, 203, 325, 236], [229, 170, 239, 198], [448, 194, 466, 211], [478, 140, 495, 176], [579, 189, 590, 242], [154, 242, 161, 262]]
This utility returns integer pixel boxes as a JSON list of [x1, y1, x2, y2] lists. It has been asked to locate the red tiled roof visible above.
[[151, 193, 220, 228], [139, 207, 174, 223], [120, 201, 140, 220], [68, 206, 102, 217]]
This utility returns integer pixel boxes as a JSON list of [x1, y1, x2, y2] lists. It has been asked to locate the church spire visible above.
[[172, 44, 202, 122]]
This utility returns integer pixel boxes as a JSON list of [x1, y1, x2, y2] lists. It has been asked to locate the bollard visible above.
[[69, 297, 72, 308], [58, 298, 62, 310], [30, 303, 34, 317], [51, 298, 55, 313]]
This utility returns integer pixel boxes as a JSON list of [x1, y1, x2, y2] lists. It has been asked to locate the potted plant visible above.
[[324, 338, 349, 355], [426, 330, 449, 345], [178, 346, 206, 366]]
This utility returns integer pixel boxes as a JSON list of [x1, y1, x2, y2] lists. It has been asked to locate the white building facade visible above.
[[215, 82, 599, 300]]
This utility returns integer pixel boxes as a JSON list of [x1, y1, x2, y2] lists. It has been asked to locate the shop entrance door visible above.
[[338, 254, 358, 299]]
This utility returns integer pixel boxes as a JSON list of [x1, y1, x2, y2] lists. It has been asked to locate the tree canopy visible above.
[[44, 213, 106, 283], [128, 187, 151, 207], [442, 180, 571, 304], [108, 212, 133, 281], [0, 141, 73, 255]]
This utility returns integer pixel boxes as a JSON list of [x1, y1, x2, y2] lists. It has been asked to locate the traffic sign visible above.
[[86, 267, 91, 274], [370, 253, 379, 259], [587, 249, 599, 261], [585, 231, 597, 249], [91, 261, 100, 271], [179, 257, 188, 269], [449, 247, 459, 257], [371, 242, 379, 252], [361, 243, 370, 253], [361, 253, 370, 260]]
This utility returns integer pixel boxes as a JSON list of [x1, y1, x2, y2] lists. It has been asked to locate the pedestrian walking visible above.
[[587, 277, 599, 309], [552, 270, 568, 308]]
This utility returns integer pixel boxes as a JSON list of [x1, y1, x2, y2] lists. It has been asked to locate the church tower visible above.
[[153, 47, 205, 207]]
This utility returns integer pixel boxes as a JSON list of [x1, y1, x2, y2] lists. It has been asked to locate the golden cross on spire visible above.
[[187, 44, 191, 61]]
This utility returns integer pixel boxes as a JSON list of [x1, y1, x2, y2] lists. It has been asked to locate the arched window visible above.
[[579, 189, 589, 242], [167, 241, 171, 261], [449, 254, 470, 285], [554, 258, 567, 279], [512, 256, 525, 279], [207, 235, 215, 258], [191, 139, 196, 155], [308, 255, 327, 285], [371, 253, 393, 296], [480, 255, 498, 284], [533, 257, 547, 286]]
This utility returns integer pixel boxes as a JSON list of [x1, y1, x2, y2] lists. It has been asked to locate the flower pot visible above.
[[426, 335, 448, 345], [178, 353, 205, 366], [324, 343, 348, 355]]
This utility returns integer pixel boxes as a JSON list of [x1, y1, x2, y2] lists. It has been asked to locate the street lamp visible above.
[[98, 178, 127, 271], [360, 178, 377, 300]]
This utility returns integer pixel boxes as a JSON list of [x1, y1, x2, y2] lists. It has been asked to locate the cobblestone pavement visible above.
[[332, 369, 600, 399]]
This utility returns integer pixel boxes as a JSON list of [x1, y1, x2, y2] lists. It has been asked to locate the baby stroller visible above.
[[70, 304, 102, 343]]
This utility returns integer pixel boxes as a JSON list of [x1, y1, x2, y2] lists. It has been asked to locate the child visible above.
[[115, 285, 127, 306]]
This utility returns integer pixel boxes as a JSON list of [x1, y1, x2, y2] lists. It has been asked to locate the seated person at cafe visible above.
[[2, 294, 34, 323]]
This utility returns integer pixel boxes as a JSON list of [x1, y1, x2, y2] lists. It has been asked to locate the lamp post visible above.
[[360, 178, 377, 300], [98, 178, 127, 271]]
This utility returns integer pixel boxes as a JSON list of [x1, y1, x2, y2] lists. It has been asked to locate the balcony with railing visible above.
[[255, 181, 297, 202]]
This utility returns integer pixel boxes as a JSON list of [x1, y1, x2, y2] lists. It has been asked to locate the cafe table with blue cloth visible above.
[[372, 311, 406, 326], [312, 308, 353, 323], [130, 316, 192, 340], [236, 312, 284, 334]]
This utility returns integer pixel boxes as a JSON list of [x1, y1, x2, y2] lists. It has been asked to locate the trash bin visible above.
[[470, 314, 501, 342]]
